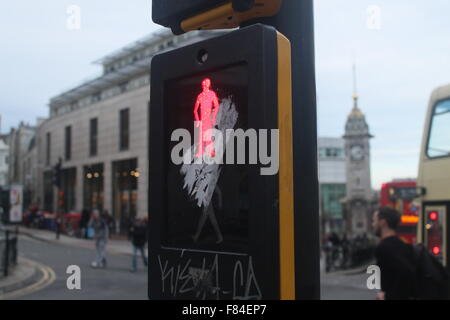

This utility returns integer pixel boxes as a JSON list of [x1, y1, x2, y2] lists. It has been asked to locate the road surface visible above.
[[14, 236, 147, 300]]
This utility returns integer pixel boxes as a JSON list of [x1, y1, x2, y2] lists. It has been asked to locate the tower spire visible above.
[[352, 60, 359, 109]]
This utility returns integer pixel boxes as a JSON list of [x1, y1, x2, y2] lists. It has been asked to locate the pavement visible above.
[[0, 258, 36, 296], [1, 227, 378, 300], [17, 226, 134, 256], [321, 263, 379, 300], [0, 256, 56, 299], [0, 227, 147, 300]]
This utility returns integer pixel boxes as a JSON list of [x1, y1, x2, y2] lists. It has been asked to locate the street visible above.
[[321, 270, 377, 300], [13, 236, 147, 300], [9, 234, 376, 300]]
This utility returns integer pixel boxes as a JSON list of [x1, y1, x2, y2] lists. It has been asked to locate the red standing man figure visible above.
[[194, 78, 220, 158]]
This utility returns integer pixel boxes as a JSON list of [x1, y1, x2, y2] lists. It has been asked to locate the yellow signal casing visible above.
[[181, 0, 282, 32], [276, 31, 295, 300]]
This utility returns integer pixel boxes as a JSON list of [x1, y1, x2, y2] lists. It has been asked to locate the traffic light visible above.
[[425, 208, 445, 260], [432, 246, 441, 256], [58, 190, 64, 208], [148, 24, 293, 299], [152, 0, 282, 34], [429, 211, 439, 222]]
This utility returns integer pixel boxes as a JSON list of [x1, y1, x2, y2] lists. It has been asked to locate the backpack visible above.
[[413, 243, 450, 300]]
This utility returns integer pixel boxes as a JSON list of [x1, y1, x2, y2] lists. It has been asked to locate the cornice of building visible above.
[[49, 29, 228, 110]]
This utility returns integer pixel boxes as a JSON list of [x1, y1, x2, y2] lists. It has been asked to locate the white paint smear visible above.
[[180, 97, 239, 208]]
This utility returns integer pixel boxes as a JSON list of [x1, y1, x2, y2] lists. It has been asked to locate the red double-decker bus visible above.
[[380, 179, 419, 244]]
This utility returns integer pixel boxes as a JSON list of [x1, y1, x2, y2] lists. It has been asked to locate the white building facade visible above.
[[37, 30, 224, 233], [318, 137, 347, 234], [8, 123, 36, 186]]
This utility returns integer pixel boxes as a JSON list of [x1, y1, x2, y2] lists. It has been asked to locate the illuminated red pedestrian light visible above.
[[428, 211, 439, 221], [193, 78, 220, 158], [432, 246, 441, 255]]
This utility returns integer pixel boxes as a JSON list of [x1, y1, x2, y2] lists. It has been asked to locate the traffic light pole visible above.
[[243, 0, 320, 299]]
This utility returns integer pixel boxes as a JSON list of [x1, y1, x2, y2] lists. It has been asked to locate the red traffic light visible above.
[[432, 246, 441, 255], [428, 211, 439, 221]]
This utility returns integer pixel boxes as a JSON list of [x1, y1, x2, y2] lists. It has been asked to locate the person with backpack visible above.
[[413, 241, 450, 300], [89, 209, 109, 268], [372, 207, 417, 300], [128, 218, 148, 272]]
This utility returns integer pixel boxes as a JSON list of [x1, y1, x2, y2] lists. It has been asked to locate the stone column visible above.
[[103, 160, 112, 217], [76, 164, 83, 211], [137, 155, 148, 219]]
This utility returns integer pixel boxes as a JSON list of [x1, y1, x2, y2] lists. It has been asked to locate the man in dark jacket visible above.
[[129, 218, 148, 272], [372, 207, 416, 300]]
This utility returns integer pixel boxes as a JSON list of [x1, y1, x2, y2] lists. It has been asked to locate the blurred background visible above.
[[1, 0, 449, 300]]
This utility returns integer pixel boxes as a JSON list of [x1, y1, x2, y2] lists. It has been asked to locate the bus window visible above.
[[427, 99, 450, 158]]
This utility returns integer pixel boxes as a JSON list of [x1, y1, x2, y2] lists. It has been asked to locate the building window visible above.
[[427, 99, 450, 158], [91, 92, 101, 103], [70, 101, 78, 111], [319, 147, 344, 159], [320, 183, 346, 232], [46, 132, 51, 165], [90, 118, 98, 156], [119, 108, 130, 151], [112, 158, 138, 233], [84, 163, 104, 211], [119, 81, 128, 94], [65, 126, 72, 161], [61, 167, 77, 212], [43, 171, 54, 212]]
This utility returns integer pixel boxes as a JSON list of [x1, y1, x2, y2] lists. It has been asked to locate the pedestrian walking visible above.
[[89, 210, 109, 268], [128, 218, 148, 272], [372, 207, 416, 300]]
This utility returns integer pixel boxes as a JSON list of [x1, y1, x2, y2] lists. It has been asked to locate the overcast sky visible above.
[[1, 0, 450, 189]]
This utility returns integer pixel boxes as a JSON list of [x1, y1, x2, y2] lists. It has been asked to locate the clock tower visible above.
[[343, 91, 374, 236]]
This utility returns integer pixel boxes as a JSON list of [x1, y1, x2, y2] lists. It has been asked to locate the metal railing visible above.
[[0, 226, 18, 278]]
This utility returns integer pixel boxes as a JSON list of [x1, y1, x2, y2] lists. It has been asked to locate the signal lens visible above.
[[432, 246, 441, 255], [429, 211, 438, 221]]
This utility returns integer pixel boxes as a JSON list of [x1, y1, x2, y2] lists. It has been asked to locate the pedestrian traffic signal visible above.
[[432, 246, 441, 255], [148, 24, 294, 299], [152, 0, 282, 34]]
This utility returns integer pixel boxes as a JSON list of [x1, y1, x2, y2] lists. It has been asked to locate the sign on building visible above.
[[9, 185, 23, 223]]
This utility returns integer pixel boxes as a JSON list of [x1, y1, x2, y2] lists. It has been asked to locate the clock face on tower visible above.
[[350, 145, 364, 161]]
